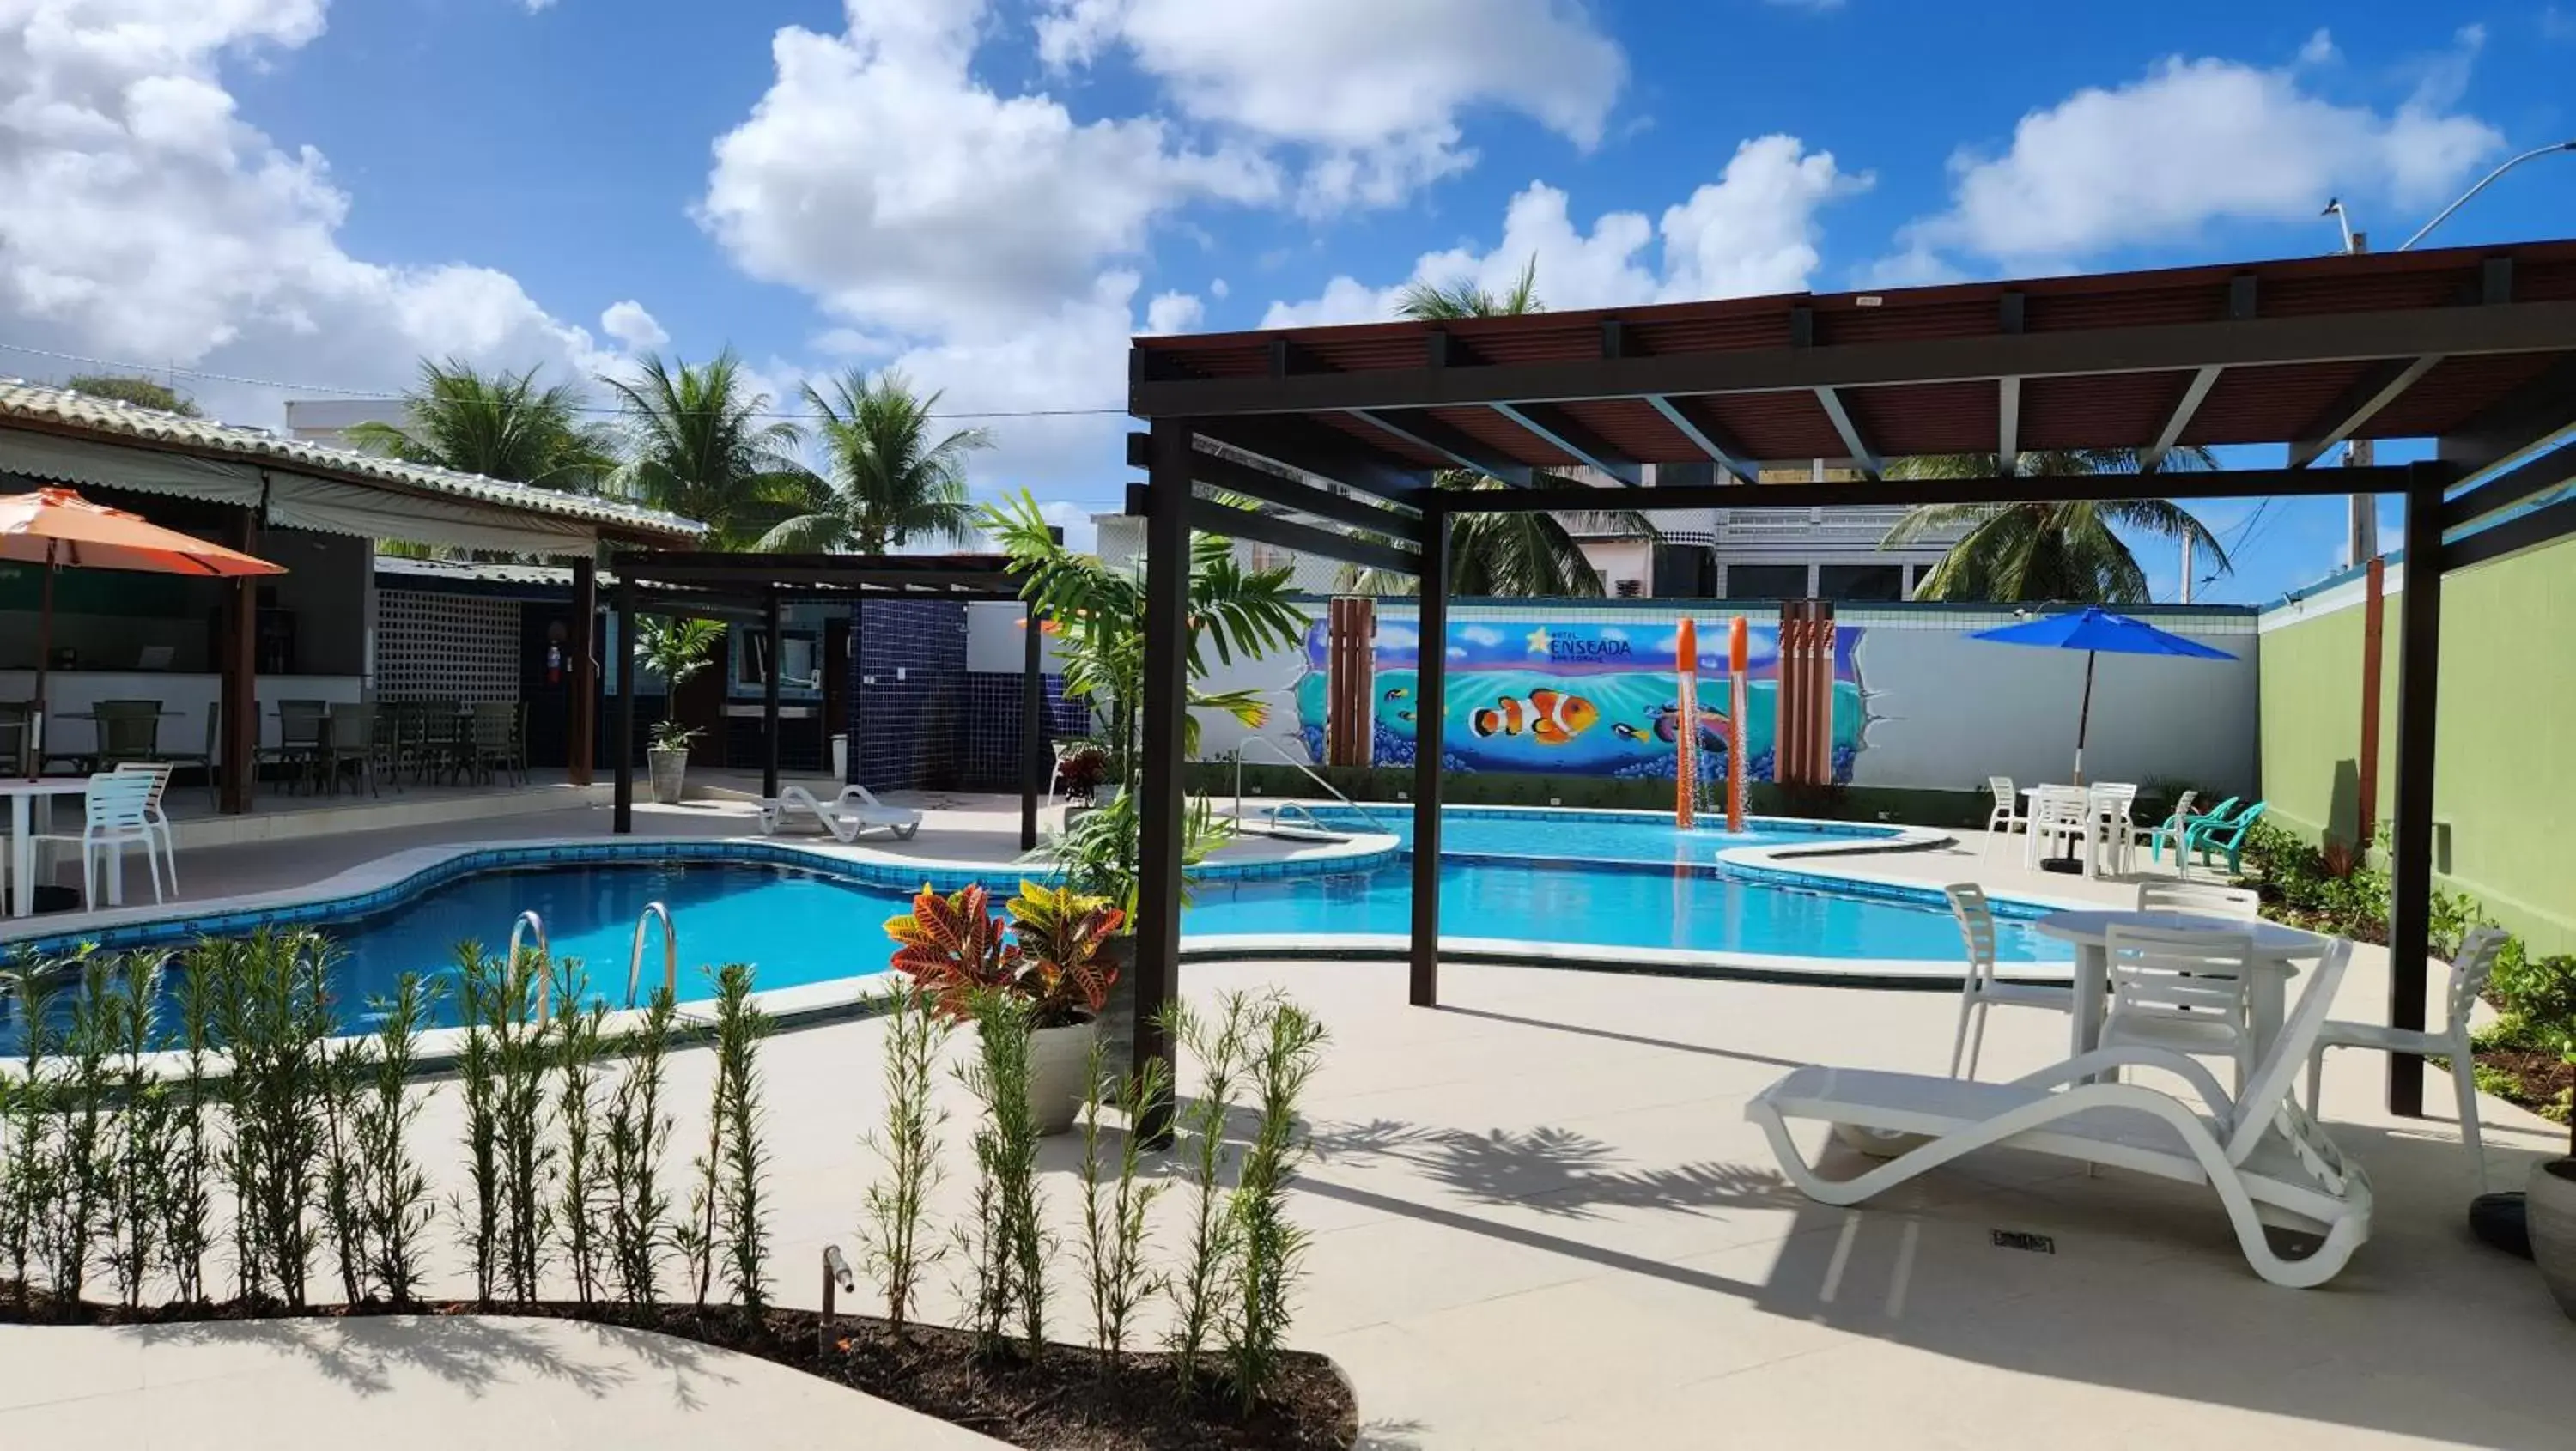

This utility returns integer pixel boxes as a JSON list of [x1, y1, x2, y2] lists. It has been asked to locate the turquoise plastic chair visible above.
[[2147, 795, 2236, 865], [2185, 799, 2267, 874]]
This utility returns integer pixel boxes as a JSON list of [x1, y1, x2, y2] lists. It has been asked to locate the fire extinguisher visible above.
[[545, 621, 567, 686]]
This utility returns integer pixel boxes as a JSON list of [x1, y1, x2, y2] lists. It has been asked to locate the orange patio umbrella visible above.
[[1, 486, 284, 772]]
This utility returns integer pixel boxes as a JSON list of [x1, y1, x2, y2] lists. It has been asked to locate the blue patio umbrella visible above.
[[1969, 607, 2237, 785]]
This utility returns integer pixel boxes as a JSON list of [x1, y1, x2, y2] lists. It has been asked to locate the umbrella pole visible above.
[[29, 549, 54, 778], [2073, 648, 2097, 786]]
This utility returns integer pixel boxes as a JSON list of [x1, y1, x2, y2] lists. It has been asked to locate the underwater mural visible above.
[[1291, 616, 1865, 782]]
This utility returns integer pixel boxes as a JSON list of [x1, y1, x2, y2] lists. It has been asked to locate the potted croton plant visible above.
[[2511, 962, 2576, 1315], [885, 879, 1123, 1134]]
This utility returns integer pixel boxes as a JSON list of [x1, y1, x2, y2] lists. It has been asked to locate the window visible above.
[[1726, 564, 1809, 598], [1613, 579, 1643, 598]]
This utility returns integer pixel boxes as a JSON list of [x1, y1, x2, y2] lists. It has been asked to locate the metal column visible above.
[[219, 503, 260, 815], [761, 590, 782, 801], [2385, 464, 2445, 1116], [1133, 419, 1193, 1139], [612, 576, 636, 834], [1409, 503, 1451, 1007], [1021, 605, 1046, 851]]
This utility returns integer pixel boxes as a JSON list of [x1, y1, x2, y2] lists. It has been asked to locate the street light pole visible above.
[[2398, 139, 2576, 252]]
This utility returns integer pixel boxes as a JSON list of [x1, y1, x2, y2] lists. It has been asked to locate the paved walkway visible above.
[[0, 1315, 1004, 1449]]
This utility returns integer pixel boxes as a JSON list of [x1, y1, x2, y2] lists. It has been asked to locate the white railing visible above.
[[627, 902, 676, 1010]]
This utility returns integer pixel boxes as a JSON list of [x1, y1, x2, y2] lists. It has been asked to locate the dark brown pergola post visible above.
[[219, 502, 260, 815], [1409, 502, 1450, 1007], [2384, 463, 2447, 1116], [1133, 419, 1194, 1140], [1021, 604, 1046, 851], [761, 589, 782, 801], [612, 575, 636, 834], [568, 556, 598, 786]]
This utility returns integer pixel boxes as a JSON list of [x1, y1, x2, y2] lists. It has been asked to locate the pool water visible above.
[[1290, 805, 1899, 866], [0, 809, 2061, 1047]]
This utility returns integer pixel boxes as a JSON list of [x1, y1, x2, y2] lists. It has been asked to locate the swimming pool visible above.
[[0, 807, 2063, 1047]]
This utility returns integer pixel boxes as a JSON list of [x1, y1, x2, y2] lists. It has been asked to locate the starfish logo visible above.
[[1525, 626, 1553, 658]]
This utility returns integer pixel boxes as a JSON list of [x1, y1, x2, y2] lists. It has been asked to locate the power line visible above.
[[0, 339, 1131, 422]]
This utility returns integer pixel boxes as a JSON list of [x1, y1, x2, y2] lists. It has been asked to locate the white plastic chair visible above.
[[2025, 786, 2096, 873], [2135, 880, 2260, 919], [1981, 775, 2026, 860], [2306, 926, 2510, 1190], [1945, 883, 2069, 1079], [33, 770, 165, 909], [1748, 938, 2368, 1288], [2099, 923, 2259, 1091], [756, 784, 922, 842], [2088, 784, 2140, 874], [2134, 791, 2198, 872], [112, 760, 179, 899]]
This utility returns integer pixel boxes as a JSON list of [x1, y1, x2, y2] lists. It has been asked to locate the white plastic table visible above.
[[2036, 908, 2328, 1074], [0, 777, 91, 917]]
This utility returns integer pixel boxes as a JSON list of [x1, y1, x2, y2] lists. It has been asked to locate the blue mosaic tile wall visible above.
[[957, 671, 1091, 792], [851, 598, 969, 791]]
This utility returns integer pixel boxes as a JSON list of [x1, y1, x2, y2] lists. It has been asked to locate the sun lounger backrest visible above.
[[2224, 936, 2354, 1165]]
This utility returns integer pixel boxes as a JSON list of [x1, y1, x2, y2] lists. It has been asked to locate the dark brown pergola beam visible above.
[[2437, 355, 2576, 476], [1350, 409, 1533, 484], [1814, 386, 1880, 478], [1182, 495, 1419, 576], [1133, 299, 2576, 418], [2446, 492, 2576, 573], [1192, 416, 1434, 504], [1646, 394, 1756, 481], [1428, 463, 2421, 515], [2139, 366, 2224, 474], [2287, 355, 2445, 468], [1492, 403, 1643, 485], [2442, 442, 2576, 531], [1125, 431, 1420, 532]]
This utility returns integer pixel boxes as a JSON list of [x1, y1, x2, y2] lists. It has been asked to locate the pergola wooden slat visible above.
[[1121, 240, 2576, 1130]]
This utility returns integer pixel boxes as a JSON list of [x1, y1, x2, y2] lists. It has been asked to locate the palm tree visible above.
[[1345, 258, 1657, 597], [1882, 448, 2233, 603], [601, 350, 820, 549], [348, 358, 616, 491], [754, 369, 991, 554]]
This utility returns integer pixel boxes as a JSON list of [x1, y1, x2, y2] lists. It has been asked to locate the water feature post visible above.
[[1673, 617, 1699, 829], [1728, 616, 1748, 832]]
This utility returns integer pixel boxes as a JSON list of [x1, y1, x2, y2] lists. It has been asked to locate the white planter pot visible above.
[[647, 748, 689, 805], [1027, 1017, 1098, 1137], [2528, 1158, 2576, 1318]]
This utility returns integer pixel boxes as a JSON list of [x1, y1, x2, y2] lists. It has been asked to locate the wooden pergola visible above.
[[604, 552, 1053, 848], [1121, 240, 2576, 1121]]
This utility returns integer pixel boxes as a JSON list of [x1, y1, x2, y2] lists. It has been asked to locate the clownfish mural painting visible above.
[[1291, 613, 1864, 782]]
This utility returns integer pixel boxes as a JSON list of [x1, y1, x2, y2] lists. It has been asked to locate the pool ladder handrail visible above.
[[507, 909, 550, 1023], [627, 902, 676, 1011], [1231, 734, 1392, 835]]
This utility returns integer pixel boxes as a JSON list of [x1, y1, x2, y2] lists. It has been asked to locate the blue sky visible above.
[[4, 1, 2573, 602]]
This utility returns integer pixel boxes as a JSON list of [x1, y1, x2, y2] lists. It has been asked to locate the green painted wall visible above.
[[2259, 544, 2576, 956]]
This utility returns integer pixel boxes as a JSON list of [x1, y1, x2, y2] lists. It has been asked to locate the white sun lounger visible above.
[[756, 784, 921, 843], [1747, 936, 2369, 1288]]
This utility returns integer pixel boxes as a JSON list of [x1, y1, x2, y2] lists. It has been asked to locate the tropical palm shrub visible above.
[[756, 369, 991, 554], [602, 350, 820, 549], [348, 358, 617, 494], [1883, 449, 2232, 604]]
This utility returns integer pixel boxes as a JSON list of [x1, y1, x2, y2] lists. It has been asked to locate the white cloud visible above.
[[702, 0, 1274, 338], [0, 1, 629, 424], [2297, 28, 2339, 67], [1143, 290, 1203, 334], [1207, 277, 1229, 299], [1036, 0, 1627, 210], [1261, 137, 1864, 327], [599, 300, 669, 351], [1889, 39, 2501, 274]]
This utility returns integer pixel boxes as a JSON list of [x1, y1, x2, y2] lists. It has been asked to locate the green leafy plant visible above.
[[952, 990, 1048, 1358], [602, 983, 678, 1305], [635, 615, 723, 756], [357, 973, 440, 1304], [451, 944, 506, 1302], [709, 962, 774, 1312], [47, 958, 118, 1306], [1164, 993, 1255, 1397], [492, 946, 556, 1303], [205, 930, 338, 1308], [551, 958, 609, 1305], [1224, 996, 1328, 1415], [317, 1025, 371, 1305], [165, 957, 217, 1303], [1078, 1036, 1171, 1368], [102, 956, 176, 1311], [860, 981, 951, 1333], [1005, 881, 1123, 1029], [0, 961, 59, 1305]]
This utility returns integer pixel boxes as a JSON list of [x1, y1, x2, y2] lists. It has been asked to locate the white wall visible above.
[[963, 600, 1068, 676], [1848, 623, 2258, 797]]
